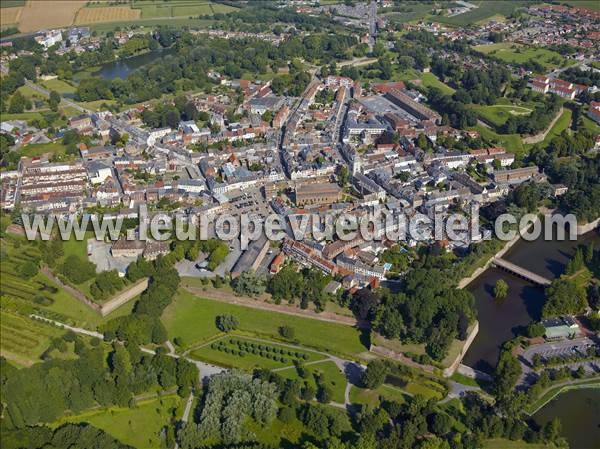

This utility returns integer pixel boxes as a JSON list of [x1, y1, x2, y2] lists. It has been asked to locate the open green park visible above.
[[473, 42, 570, 70], [52, 394, 183, 449], [162, 290, 369, 358], [277, 360, 348, 404]]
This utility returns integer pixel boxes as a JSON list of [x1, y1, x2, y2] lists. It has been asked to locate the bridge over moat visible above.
[[491, 258, 552, 287]]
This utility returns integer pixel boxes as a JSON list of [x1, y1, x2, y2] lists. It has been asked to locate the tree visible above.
[[338, 165, 349, 187], [494, 279, 509, 300], [215, 314, 239, 332], [8, 91, 27, 113], [279, 325, 295, 340], [232, 270, 266, 296], [48, 90, 61, 112], [526, 321, 545, 338], [361, 360, 388, 389]]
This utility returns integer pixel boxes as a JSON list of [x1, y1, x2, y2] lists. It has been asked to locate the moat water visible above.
[[462, 223, 599, 373], [95, 47, 177, 80], [533, 388, 600, 449]]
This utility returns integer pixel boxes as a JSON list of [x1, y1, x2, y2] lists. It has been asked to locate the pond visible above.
[[95, 47, 177, 80]]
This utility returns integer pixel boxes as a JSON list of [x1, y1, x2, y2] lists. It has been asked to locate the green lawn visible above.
[[189, 336, 326, 371], [276, 360, 347, 404], [472, 124, 525, 155], [473, 42, 570, 70], [395, 69, 455, 95], [349, 383, 408, 408], [40, 78, 76, 94], [14, 142, 68, 158], [162, 291, 368, 358], [472, 104, 533, 127], [525, 109, 572, 150], [53, 395, 182, 449]]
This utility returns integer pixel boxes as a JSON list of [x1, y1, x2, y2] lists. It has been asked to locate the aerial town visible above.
[[0, 2, 599, 449]]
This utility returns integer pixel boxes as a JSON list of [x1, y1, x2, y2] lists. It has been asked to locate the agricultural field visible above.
[[0, 235, 130, 331], [435, 1, 528, 26], [132, 1, 238, 19], [189, 336, 325, 371], [74, 6, 141, 25], [0, 1, 25, 7], [53, 395, 182, 449], [0, 310, 65, 367], [473, 42, 570, 70], [0, 6, 22, 28], [162, 291, 368, 357], [381, 2, 435, 24], [17, 0, 87, 33]]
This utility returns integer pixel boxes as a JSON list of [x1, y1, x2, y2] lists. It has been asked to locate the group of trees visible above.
[[352, 266, 475, 361], [178, 372, 278, 447], [0, 340, 197, 429], [501, 95, 561, 135], [140, 96, 208, 129], [102, 255, 180, 344], [2, 422, 133, 449], [67, 28, 357, 105], [268, 264, 332, 311]]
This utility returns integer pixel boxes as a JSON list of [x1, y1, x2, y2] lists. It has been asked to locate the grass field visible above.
[[473, 42, 569, 70], [89, 17, 215, 32], [54, 395, 182, 449], [435, 1, 528, 26], [74, 6, 141, 25], [393, 69, 455, 95], [277, 360, 347, 404], [0, 310, 64, 367], [472, 103, 533, 127], [381, 3, 435, 24], [40, 78, 76, 95], [562, 0, 600, 10], [162, 291, 368, 358], [525, 109, 572, 150], [349, 383, 408, 408], [473, 124, 525, 155], [14, 142, 68, 158], [189, 335, 326, 371]]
